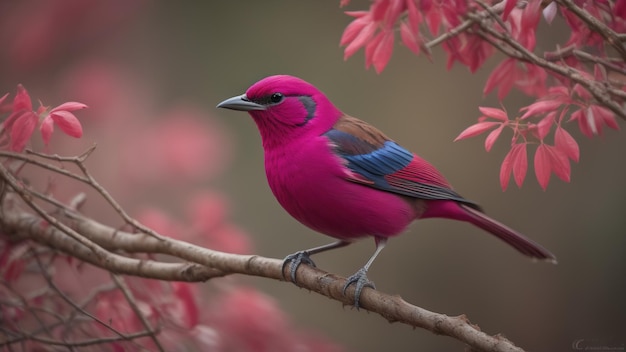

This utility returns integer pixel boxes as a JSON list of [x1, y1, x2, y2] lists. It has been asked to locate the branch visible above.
[[0, 148, 529, 351], [1, 207, 525, 352], [470, 10, 626, 121], [556, 0, 626, 61]]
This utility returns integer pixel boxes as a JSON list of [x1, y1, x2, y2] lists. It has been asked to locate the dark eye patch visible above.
[[295, 96, 316, 126]]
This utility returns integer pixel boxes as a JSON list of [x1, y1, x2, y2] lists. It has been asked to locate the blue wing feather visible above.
[[324, 125, 480, 207]]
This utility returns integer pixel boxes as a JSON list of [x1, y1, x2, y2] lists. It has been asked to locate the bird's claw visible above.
[[342, 267, 375, 309], [282, 251, 317, 283]]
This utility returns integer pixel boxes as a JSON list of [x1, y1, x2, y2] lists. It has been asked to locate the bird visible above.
[[217, 75, 556, 308]]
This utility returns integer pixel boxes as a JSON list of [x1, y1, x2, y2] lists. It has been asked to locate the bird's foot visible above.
[[342, 267, 375, 309], [282, 251, 317, 283]]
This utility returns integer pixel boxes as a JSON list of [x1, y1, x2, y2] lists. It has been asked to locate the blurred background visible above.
[[1, 1, 624, 351]]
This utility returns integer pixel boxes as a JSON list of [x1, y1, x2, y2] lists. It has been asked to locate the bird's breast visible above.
[[263, 137, 417, 240]]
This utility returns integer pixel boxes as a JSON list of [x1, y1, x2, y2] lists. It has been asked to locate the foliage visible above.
[[340, 0, 624, 190]]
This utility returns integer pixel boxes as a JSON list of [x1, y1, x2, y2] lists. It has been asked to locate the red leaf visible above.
[[12, 84, 32, 112], [520, 99, 563, 119], [547, 145, 571, 182], [372, 30, 394, 73], [344, 21, 377, 60], [478, 106, 508, 121], [400, 22, 420, 55], [570, 109, 593, 138], [40, 116, 54, 145], [513, 143, 528, 188], [534, 144, 551, 190], [365, 31, 385, 69], [50, 110, 83, 138], [51, 101, 87, 112], [454, 121, 500, 141], [500, 143, 524, 191], [503, 0, 517, 21], [484, 59, 516, 100], [10, 111, 37, 151], [426, 5, 441, 35], [485, 124, 505, 152], [406, 0, 421, 30], [340, 16, 368, 46], [555, 126, 579, 162], [536, 112, 556, 140], [591, 105, 620, 132]]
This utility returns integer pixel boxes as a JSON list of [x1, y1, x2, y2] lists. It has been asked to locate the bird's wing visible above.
[[325, 115, 480, 208]]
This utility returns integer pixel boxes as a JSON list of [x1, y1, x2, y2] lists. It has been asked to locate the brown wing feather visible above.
[[332, 115, 391, 148]]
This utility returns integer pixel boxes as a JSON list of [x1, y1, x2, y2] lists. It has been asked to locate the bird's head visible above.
[[217, 75, 342, 148]]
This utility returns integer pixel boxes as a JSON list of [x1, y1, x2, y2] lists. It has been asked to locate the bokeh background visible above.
[[1, 1, 624, 351]]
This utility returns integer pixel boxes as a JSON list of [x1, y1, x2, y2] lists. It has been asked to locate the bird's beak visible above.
[[216, 94, 266, 111]]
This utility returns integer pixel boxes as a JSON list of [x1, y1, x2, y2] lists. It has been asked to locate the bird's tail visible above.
[[458, 204, 557, 262]]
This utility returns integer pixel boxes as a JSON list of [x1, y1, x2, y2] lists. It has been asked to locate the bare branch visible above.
[[1, 205, 525, 352], [111, 274, 164, 352]]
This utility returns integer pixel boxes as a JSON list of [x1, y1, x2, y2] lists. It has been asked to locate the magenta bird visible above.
[[217, 75, 556, 308]]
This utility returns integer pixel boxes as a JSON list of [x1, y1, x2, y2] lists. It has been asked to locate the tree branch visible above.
[[1, 205, 525, 352]]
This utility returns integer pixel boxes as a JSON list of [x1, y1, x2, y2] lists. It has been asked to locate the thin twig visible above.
[[111, 274, 164, 352], [30, 249, 130, 341]]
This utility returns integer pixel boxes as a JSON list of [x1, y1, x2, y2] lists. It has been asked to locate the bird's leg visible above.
[[282, 240, 351, 283], [343, 237, 388, 309]]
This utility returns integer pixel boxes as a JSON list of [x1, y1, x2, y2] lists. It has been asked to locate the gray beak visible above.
[[216, 94, 266, 111]]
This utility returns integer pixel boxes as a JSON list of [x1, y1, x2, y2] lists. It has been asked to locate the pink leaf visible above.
[[51, 101, 87, 112], [503, 0, 517, 21], [10, 111, 37, 151], [484, 59, 516, 100], [512, 143, 528, 188], [426, 5, 441, 35], [406, 0, 421, 30], [547, 145, 570, 182], [534, 144, 551, 190], [500, 143, 524, 191], [365, 31, 385, 69], [372, 30, 394, 73], [12, 84, 32, 112], [584, 106, 599, 135], [520, 99, 563, 119], [50, 110, 83, 138], [344, 11, 368, 18], [485, 124, 505, 152], [536, 111, 556, 140], [570, 109, 594, 138], [400, 21, 420, 55], [591, 105, 619, 132], [555, 126, 579, 162], [454, 121, 500, 141], [478, 106, 508, 122], [343, 21, 377, 60], [40, 116, 54, 145], [340, 16, 368, 46]]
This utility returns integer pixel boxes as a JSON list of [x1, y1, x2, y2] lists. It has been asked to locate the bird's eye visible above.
[[270, 93, 284, 104]]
